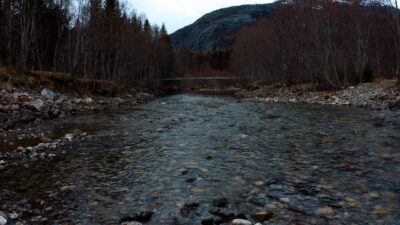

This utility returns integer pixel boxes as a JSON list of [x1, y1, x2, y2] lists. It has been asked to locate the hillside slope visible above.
[[170, 3, 275, 52]]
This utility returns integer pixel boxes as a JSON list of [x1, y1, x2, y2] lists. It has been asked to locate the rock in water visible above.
[[120, 211, 153, 223], [251, 211, 273, 222], [121, 222, 142, 225], [9, 213, 18, 220], [315, 206, 334, 218], [212, 198, 228, 207], [232, 219, 252, 225], [28, 99, 45, 112], [64, 134, 74, 141], [0, 215, 7, 225], [60, 185, 76, 193], [41, 88, 56, 100]]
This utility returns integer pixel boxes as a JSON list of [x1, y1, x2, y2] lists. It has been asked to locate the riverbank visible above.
[[236, 80, 400, 111]]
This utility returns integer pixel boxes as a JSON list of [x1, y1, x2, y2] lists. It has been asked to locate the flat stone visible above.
[[121, 222, 142, 225], [232, 219, 252, 225]]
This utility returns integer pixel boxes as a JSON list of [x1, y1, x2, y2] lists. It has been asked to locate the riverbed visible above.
[[1, 94, 400, 225]]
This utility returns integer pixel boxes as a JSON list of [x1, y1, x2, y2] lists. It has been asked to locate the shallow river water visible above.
[[1, 94, 400, 225]]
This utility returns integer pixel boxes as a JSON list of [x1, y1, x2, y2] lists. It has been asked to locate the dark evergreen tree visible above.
[[104, 0, 119, 16]]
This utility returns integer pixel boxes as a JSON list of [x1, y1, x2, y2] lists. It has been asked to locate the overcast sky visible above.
[[127, 0, 274, 33]]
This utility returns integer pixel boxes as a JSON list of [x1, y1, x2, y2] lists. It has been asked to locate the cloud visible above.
[[128, 0, 274, 33]]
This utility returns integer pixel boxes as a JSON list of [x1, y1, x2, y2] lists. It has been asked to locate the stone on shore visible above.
[[41, 88, 56, 100], [28, 99, 46, 112]]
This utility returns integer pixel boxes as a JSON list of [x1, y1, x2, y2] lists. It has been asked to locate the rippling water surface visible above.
[[1, 94, 400, 224]]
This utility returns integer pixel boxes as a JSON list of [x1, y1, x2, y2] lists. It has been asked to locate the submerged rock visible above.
[[315, 206, 334, 218], [201, 218, 214, 225], [60, 185, 76, 193], [120, 211, 153, 224], [212, 198, 228, 208], [251, 211, 273, 222]]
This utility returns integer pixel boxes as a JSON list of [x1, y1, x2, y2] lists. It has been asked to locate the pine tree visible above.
[[143, 19, 151, 34], [105, 0, 119, 16]]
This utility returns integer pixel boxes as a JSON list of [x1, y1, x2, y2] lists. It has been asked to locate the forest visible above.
[[0, 0, 399, 89], [176, 0, 400, 88], [0, 0, 174, 87], [232, 0, 400, 87]]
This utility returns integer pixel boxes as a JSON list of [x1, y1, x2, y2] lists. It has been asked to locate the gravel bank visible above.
[[236, 80, 400, 111]]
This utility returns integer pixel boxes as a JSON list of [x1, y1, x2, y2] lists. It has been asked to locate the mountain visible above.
[[170, 3, 276, 52]]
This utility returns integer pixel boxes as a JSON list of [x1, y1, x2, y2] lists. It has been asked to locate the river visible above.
[[1, 94, 400, 225]]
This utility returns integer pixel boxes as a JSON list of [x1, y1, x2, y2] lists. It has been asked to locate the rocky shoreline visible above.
[[0, 87, 155, 131], [0, 87, 156, 170], [236, 80, 400, 111]]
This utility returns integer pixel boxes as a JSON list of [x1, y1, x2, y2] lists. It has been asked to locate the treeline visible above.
[[174, 48, 231, 75], [232, 0, 400, 87], [0, 0, 174, 87]]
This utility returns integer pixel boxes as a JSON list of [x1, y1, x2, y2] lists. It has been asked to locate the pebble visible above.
[[373, 205, 386, 215], [232, 219, 252, 225], [279, 197, 290, 203], [345, 197, 359, 207], [9, 213, 18, 220], [315, 206, 334, 218], [254, 181, 264, 186], [60, 185, 76, 193]]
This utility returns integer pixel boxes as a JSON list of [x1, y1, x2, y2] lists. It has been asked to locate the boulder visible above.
[[41, 88, 56, 100], [0, 212, 7, 225]]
